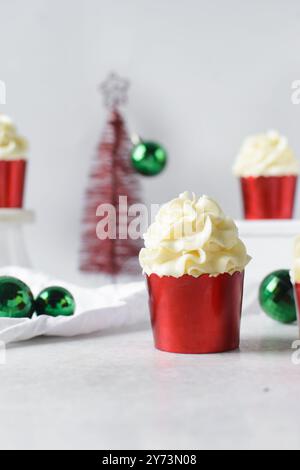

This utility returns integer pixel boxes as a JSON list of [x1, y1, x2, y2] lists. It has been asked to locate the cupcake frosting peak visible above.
[[233, 130, 299, 177], [0, 114, 28, 159], [292, 236, 300, 284], [139, 192, 250, 278]]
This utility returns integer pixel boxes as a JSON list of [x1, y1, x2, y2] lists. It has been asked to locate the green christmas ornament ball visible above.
[[35, 286, 76, 317], [259, 270, 297, 324], [131, 141, 167, 176], [0, 276, 34, 318]]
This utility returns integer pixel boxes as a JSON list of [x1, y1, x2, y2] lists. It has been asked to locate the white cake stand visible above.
[[0, 209, 35, 268]]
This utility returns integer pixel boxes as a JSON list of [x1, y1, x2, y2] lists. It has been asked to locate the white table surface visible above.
[[0, 314, 299, 450], [1, 220, 300, 450]]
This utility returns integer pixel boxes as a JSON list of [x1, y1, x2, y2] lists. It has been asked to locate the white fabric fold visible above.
[[0, 267, 147, 344]]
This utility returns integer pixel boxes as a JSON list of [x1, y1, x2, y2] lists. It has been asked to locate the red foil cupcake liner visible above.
[[146, 271, 245, 354], [0, 160, 27, 208], [240, 175, 297, 220]]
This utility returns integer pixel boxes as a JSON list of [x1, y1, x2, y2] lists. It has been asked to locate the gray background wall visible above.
[[1, 0, 299, 276]]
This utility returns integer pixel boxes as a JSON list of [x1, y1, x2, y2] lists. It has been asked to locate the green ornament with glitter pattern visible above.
[[0, 276, 35, 318], [131, 141, 167, 176], [259, 270, 297, 324]]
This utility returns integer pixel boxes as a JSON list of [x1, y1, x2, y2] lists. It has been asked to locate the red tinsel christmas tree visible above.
[[80, 73, 142, 274]]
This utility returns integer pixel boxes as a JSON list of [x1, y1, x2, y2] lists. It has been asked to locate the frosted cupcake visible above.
[[140, 192, 251, 354], [0, 114, 28, 208], [233, 131, 299, 219]]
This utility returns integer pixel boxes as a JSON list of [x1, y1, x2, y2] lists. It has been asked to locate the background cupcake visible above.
[[233, 131, 299, 220], [140, 192, 251, 354], [0, 114, 28, 208]]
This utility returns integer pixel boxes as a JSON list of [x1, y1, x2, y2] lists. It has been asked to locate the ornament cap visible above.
[[131, 133, 142, 146]]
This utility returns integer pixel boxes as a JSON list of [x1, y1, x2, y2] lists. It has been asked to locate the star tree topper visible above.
[[100, 72, 130, 109]]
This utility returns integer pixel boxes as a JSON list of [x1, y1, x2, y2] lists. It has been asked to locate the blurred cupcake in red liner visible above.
[[0, 114, 28, 208], [233, 131, 299, 220], [139, 192, 251, 354]]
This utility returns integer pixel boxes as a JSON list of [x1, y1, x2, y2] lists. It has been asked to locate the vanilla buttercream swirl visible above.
[[292, 236, 300, 284], [233, 130, 299, 177], [139, 192, 250, 278], [0, 114, 28, 159]]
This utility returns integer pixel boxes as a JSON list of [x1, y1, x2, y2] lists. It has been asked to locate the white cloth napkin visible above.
[[0, 267, 148, 344]]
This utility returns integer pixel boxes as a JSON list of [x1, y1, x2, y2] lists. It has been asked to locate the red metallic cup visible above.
[[0, 159, 27, 208], [240, 175, 297, 220], [146, 271, 245, 354]]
